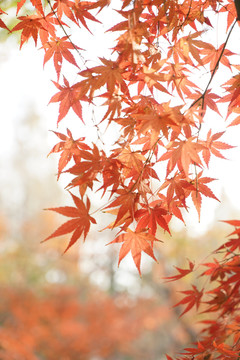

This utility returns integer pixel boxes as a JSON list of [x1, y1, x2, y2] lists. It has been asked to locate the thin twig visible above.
[[46, 0, 88, 68], [190, 19, 237, 110]]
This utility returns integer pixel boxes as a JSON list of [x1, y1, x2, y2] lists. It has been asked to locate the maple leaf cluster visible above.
[[164, 222, 240, 360], [4, 0, 237, 275]]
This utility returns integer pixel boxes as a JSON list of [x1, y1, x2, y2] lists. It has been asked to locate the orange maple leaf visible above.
[[52, 0, 75, 21], [16, 0, 44, 15], [183, 172, 219, 220], [66, 144, 103, 196], [12, 14, 45, 48], [174, 285, 203, 317], [107, 228, 160, 275], [159, 172, 189, 208], [160, 137, 205, 177], [163, 259, 194, 282], [201, 130, 234, 167], [189, 90, 221, 116], [170, 31, 211, 66], [165, 63, 199, 100], [201, 43, 235, 72], [49, 77, 88, 124], [48, 128, 91, 179], [135, 201, 171, 235], [42, 36, 80, 80], [105, 190, 140, 230], [79, 58, 130, 98], [43, 192, 96, 252], [72, 1, 101, 33]]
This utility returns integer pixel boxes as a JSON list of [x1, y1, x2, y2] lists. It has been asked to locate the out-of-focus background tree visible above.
[[1, 1, 240, 359]]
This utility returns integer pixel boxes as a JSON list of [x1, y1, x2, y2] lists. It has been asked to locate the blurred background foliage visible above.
[[0, 99, 237, 359], [1, 2, 240, 359]]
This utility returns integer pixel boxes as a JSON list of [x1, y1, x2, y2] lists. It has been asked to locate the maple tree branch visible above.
[[190, 19, 237, 110], [190, 19, 237, 200], [178, 0, 193, 31], [128, 136, 162, 195]]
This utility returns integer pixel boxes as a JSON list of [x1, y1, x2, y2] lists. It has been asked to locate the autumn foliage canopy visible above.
[[2, 0, 240, 358]]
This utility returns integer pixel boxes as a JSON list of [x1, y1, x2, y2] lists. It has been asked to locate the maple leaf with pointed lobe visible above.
[[48, 129, 91, 179], [79, 58, 130, 98], [160, 137, 205, 178], [217, 221, 240, 254], [174, 285, 203, 317], [49, 77, 88, 124], [99, 92, 129, 122], [16, 0, 44, 15], [42, 36, 80, 80], [12, 14, 46, 48], [98, 157, 122, 197], [12, 11, 56, 47], [219, 2, 237, 30], [189, 90, 221, 116], [116, 146, 146, 179], [134, 108, 175, 142], [165, 63, 199, 100], [71, 1, 101, 33], [201, 258, 226, 281], [170, 32, 211, 66], [0, 9, 10, 31], [105, 190, 140, 230], [221, 72, 240, 120], [183, 172, 219, 221], [136, 63, 169, 95], [226, 107, 240, 127], [66, 144, 103, 196], [135, 201, 171, 235], [43, 192, 96, 252], [163, 260, 194, 282], [88, 0, 111, 14], [156, 193, 185, 224], [159, 172, 189, 208], [52, 0, 75, 21], [107, 228, 161, 275], [201, 44, 234, 72], [201, 130, 234, 167], [213, 342, 239, 357]]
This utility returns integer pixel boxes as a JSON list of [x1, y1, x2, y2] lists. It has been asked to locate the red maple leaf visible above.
[[49, 77, 88, 124], [12, 14, 46, 48], [0, 8, 10, 31], [72, 1, 101, 33], [42, 36, 80, 80], [189, 90, 221, 116], [159, 172, 189, 208], [201, 130, 234, 167], [160, 137, 205, 177], [135, 201, 171, 235], [52, 0, 75, 21], [107, 228, 161, 275], [104, 190, 140, 230], [43, 192, 96, 252], [163, 260, 195, 282], [183, 172, 219, 220], [16, 0, 44, 15], [48, 128, 91, 179], [174, 285, 204, 317]]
